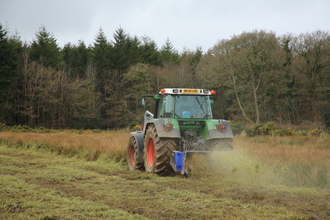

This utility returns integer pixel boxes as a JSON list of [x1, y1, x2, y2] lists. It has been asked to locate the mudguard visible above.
[[146, 119, 181, 138], [207, 120, 234, 139], [129, 131, 145, 163]]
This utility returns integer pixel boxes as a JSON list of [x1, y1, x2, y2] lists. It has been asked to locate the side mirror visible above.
[[142, 98, 148, 108]]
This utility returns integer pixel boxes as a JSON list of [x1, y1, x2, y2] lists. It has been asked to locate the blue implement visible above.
[[170, 151, 186, 174]]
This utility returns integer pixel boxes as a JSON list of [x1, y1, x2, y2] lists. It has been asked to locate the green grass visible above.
[[0, 144, 143, 220], [1, 143, 330, 219]]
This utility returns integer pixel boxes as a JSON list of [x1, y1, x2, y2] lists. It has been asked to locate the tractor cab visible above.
[[143, 88, 216, 118], [158, 93, 214, 119]]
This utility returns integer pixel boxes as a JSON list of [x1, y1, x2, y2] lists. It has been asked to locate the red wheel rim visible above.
[[147, 138, 155, 168], [129, 145, 136, 166]]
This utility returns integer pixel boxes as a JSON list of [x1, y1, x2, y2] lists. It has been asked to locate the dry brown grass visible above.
[[235, 135, 330, 164], [230, 135, 330, 187], [0, 131, 130, 160], [1, 131, 330, 187]]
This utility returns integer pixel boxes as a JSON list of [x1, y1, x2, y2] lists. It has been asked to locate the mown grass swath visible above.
[[1, 129, 330, 219], [1, 129, 330, 188]]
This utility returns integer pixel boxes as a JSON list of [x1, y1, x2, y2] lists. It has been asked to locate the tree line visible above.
[[0, 24, 329, 129]]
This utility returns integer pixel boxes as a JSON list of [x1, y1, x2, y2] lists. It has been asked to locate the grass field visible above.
[[1, 131, 330, 219]]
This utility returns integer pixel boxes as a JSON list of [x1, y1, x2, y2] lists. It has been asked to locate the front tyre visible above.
[[127, 136, 144, 171], [144, 124, 176, 176]]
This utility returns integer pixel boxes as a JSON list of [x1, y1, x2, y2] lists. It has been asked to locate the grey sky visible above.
[[1, 0, 329, 52]]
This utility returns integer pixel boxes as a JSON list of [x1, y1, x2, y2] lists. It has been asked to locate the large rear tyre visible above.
[[127, 136, 144, 171], [207, 138, 233, 151], [144, 124, 176, 176]]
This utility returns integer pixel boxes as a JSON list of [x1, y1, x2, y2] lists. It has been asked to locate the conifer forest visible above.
[[0, 24, 329, 129]]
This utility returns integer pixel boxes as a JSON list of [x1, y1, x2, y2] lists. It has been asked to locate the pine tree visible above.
[[112, 27, 130, 75], [140, 36, 162, 66], [63, 40, 90, 79], [160, 38, 179, 64], [93, 27, 112, 73], [0, 24, 20, 121], [30, 26, 62, 69]]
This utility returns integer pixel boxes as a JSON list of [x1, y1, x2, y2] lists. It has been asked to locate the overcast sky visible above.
[[1, 0, 329, 53]]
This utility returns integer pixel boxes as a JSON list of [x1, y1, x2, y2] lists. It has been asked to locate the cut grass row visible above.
[[2, 143, 329, 219], [1, 131, 330, 188], [1, 131, 330, 219], [0, 144, 147, 220]]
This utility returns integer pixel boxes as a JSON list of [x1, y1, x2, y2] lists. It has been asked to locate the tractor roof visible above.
[[159, 88, 216, 95]]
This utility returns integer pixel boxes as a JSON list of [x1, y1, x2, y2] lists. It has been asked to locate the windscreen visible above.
[[163, 95, 213, 119]]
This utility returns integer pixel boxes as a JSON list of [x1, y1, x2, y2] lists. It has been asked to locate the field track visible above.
[[1, 139, 330, 219]]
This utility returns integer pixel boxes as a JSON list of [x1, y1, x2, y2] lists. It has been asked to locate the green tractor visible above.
[[127, 88, 233, 176]]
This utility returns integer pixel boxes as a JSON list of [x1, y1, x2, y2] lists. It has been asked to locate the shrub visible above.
[[8, 125, 35, 133], [274, 127, 295, 136], [92, 129, 101, 133], [310, 129, 323, 136], [245, 122, 276, 137], [230, 122, 245, 135], [295, 130, 309, 136], [245, 124, 264, 137], [0, 123, 6, 131], [71, 129, 84, 134], [129, 121, 138, 129], [259, 122, 276, 135], [132, 125, 142, 131], [83, 129, 93, 134]]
